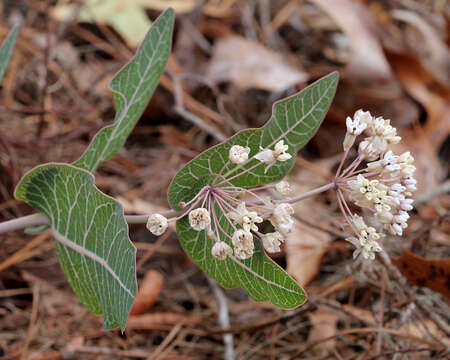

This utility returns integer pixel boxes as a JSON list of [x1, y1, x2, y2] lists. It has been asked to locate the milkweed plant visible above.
[[0, 9, 416, 331]]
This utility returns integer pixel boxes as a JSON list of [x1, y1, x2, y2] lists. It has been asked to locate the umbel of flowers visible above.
[[147, 110, 416, 262]]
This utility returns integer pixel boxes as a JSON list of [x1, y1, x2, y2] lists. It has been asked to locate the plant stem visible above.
[[0, 214, 49, 234], [0, 209, 179, 235], [274, 182, 336, 204]]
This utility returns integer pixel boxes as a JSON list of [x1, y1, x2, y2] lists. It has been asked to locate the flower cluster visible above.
[[146, 139, 295, 262], [146, 109, 416, 264], [337, 109, 416, 260]]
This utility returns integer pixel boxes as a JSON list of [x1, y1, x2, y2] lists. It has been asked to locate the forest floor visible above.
[[0, 0, 449, 359]]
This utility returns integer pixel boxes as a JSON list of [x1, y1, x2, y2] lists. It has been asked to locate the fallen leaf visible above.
[[52, 0, 153, 46], [127, 312, 200, 330], [399, 319, 450, 346], [286, 161, 334, 286], [207, 35, 308, 92], [159, 125, 200, 151], [310, 0, 396, 87], [130, 270, 164, 315], [392, 249, 450, 299], [391, 9, 450, 88], [52, 0, 195, 47], [386, 51, 450, 193], [307, 310, 339, 356]]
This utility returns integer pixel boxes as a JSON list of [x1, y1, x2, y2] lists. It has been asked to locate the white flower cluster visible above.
[[227, 202, 290, 259], [148, 139, 297, 262], [347, 215, 383, 260], [341, 110, 417, 260]]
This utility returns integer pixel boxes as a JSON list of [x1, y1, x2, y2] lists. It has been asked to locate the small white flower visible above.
[[354, 109, 373, 127], [348, 175, 379, 202], [228, 202, 262, 232], [243, 212, 263, 232], [270, 203, 294, 236], [358, 140, 379, 161], [402, 176, 417, 192], [229, 145, 250, 164], [261, 232, 284, 253], [146, 214, 169, 236], [346, 115, 367, 136], [275, 181, 291, 195], [387, 184, 406, 205], [273, 203, 294, 223], [348, 216, 383, 260], [343, 111, 368, 150], [399, 198, 413, 211], [189, 208, 211, 231], [255, 140, 292, 172], [395, 210, 410, 223], [373, 190, 393, 213], [275, 220, 294, 236], [232, 230, 254, 259], [255, 148, 275, 164], [274, 140, 292, 161], [351, 214, 367, 232], [211, 241, 233, 260]]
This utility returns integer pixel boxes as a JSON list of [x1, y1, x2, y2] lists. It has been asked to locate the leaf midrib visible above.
[[53, 228, 134, 298]]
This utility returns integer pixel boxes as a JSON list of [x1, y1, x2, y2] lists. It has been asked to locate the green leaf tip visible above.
[[168, 72, 339, 309], [15, 163, 137, 331], [0, 25, 20, 86], [74, 8, 175, 173]]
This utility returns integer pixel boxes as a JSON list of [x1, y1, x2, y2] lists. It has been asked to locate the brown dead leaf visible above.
[[286, 161, 334, 286], [130, 270, 164, 316], [391, 10, 450, 88], [307, 310, 339, 356], [311, 0, 397, 89], [399, 319, 450, 346], [127, 312, 200, 330], [386, 51, 450, 192], [392, 249, 450, 299], [159, 125, 199, 151], [207, 35, 308, 92]]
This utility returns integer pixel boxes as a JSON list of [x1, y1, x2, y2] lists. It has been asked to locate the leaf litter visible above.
[[0, 0, 449, 358]]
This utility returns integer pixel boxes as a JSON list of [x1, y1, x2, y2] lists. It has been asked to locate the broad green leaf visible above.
[[74, 8, 174, 172], [15, 164, 137, 331], [0, 25, 19, 85], [168, 72, 338, 308]]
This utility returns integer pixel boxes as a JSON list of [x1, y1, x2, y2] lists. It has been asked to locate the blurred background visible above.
[[0, 0, 449, 359]]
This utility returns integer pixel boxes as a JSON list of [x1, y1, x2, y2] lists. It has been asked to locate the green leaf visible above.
[[74, 8, 174, 173], [168, 72, 339, 308], [0, 25, 19, 85], [15, 164, 137, 331]]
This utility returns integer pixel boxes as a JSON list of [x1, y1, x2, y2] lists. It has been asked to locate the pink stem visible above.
[[181, 186, 208, 208], [336, 148, 350, 177], [341, 155, 363, 177], [212, 161, 231, 186], [274, 182, 335, 204], [336, 190, 357, 234]]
